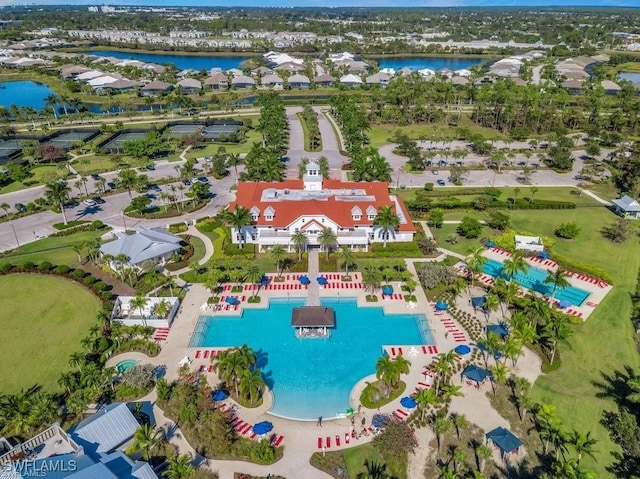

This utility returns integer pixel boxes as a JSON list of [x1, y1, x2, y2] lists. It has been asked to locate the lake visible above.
[[618, 72, 640, 85], [87, 50, 252, 71], [0, 81, 57, 111], [375, 56, 484, 71]]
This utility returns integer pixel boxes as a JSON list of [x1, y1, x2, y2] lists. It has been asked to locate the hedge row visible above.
[[409, 198, 576, 211], [0, 262, 116, 302], [551, 251, 615, 285]]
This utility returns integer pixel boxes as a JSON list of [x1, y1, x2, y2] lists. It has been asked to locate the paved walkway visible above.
[[306, 248, 320, 306]]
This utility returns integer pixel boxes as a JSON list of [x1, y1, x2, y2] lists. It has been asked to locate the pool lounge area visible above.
[[189, 297, 434, 420]]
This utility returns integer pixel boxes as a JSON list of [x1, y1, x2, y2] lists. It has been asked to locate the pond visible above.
[[86, 50, 252, 71], [0, 81, 57, 111], [618, 72, 640, 85], [374, 56, 484, 71]]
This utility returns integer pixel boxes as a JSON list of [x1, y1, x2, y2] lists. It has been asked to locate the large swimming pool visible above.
[[483, 258, 589, 306], [190, 298, 432, 420]]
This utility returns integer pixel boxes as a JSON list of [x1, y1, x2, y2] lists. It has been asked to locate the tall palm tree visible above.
[[126, 424, 165, 461], [246, 265, 263, 296], [415, 387, 438, 421], [451, 413, 469, 440], [466, 247, 487, 291], [239, 368, 265, 406], [362, 262, 382, 294], [375, 355, 398, 396], [357, 459, 395, 479], [130, 295, 149, 327], [337, 246, 356, 276], [291, 230, 308, 261], [373, 205, 400, 248], [154, 299, 171, 319], [543, 269, 571, 304], [163, 454, 195, 479], [68, 352, 85, 372], [477, 444, 493, 473], [433, 416, 451, 453], [501, 250, 528, 284], [269, 244, 287, 278], [568, 430, 597, 466], [318, 227, 337, 260], [117, 168, 139, 198], [213, 350, 248, 398], [222, 206, 252, 249], [543, 314, 573, 365], [44, 94, 59, 120], [45, 180, 71, 225]]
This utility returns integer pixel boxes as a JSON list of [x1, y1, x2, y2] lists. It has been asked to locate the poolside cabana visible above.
[[461, 364, 490, 388], [514, 235, 544, 253], [111, 296, 180, 328], [291, 306, 335, 338], [486, 323, 509, 339], [486, 426, 523, 458]]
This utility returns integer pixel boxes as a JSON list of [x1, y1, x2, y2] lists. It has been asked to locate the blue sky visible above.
[[3, 0, 639, 6]]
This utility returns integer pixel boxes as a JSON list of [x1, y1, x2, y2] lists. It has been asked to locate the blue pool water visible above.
[[191, 298, 432, 420], [482, 258, 589, 306]]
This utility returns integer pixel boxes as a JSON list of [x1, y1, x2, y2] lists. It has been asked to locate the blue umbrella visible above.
[[225, 297, 239, 305], [316, 276, 328, 285], [299, 276, 310, 285], [212, 389, 228, 402], [252, 421, 273, 435], [382, 286, 393, 295], [435, 301, 448, 311], [558, 300, 571, 309], [372, 414, 388, 428], [400, 396, 417, 409], [455, 344, 471, 355], [485, 241, 496, 247], [538, 252, 550, 259]]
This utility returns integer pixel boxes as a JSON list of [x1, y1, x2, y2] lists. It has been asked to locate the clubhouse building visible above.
[[227, 162, 415, 251]]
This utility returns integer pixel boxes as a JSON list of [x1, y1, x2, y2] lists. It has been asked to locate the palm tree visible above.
[[362, 262, 382, 294], [337, 246, 356, 277], [543, 269, 571, 305], [239, 368, 265, 406], [126, 424, 164, 461], [540, 422, 568, 458], [222, 206, 252, 249], [415, 387, 438, 421], [117, 168, 139, 198], [0, 202, 11, 218], [441, 383, 464, 402], [291, 230, 308, 260], [373, 205, 400, 248], [476, 444, 493, 473], [45, 180, 71, 225], [130, 295, 149, 327], [246, 265, 263, 296], [68, 352, 85, 372], [433, 416, 451, 453], [466, 247, 487, 291], [501, 250, 528, 285], [489, 362, 509, 396], [452, 413, 469, 440], [154, 299, 171, 319], [483, 293, 500, 322], [213, 349, 249, 398], [44, 94, 59, 120], [452, 447, 467, 473], [357, 459, 394, 479], [318, 227, 337, 260], [375, 355, 398, 396], [568, 430, 597, 466], [269, 244, 287, 278], [393, 355, 411, 387], [543, 314, 573, 366], [163, 454, 195, 479]]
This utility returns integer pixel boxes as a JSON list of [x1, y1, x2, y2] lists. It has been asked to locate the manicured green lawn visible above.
[[71, 154, 148, 175], [343, 443, 385, 479], [0, 274, 101, 393], [189, 236, 207, 264], [0, 230, 106, 267], [0, 165, 72, 195]]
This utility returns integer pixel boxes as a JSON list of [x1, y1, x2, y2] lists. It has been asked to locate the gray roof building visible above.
[[72, 403, 140, 454], [612, 195, 640, 218], [100, 227, 183, 267]]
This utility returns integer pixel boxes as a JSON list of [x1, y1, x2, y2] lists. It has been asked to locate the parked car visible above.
[[91, 173, 101, 180], [92, 196, 105, 204], [432, 169, 439, 175], [182, 179, 191, 186], [146, 164, 156, 171], [198, 176, 209, 183], [107, 181, 116, 190], [14, 203, 26, 212], [83, 199, 96, 207], [437, 179, 446, 186], [204, 156, 213, 162]]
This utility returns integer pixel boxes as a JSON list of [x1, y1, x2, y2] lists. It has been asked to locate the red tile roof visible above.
[[228, 179, 415, 232]]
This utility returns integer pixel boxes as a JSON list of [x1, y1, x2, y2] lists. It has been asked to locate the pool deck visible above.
[[463, 248, 614, 321], [107, 256, 543, 479]]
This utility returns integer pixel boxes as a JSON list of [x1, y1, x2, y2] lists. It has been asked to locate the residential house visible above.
[[140, 80, 173, 96], [274, 62, 304, 73], [102, 79, 137, 93], [177, 78, 202, 94], [231, 75, 255, 89], [261, 74, 284, 89], [204, 72, 229, 90], [99, 226, 184, 269], [252, 66, 273, 76], [365, 72, 391, 87], [340, 74, 363, 87], [612, 195, 640, 218], [60, 64, 91, 79], [601, 80, 622, 95], [288, 74, 310, 89], [313, 73, 335, 87], [226, 162, 415, 251]]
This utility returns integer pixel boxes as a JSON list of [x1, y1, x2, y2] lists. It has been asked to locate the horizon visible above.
[[3, 1, 639, 8]]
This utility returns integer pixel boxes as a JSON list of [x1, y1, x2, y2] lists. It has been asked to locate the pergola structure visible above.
[[291, 306, 335, 338]]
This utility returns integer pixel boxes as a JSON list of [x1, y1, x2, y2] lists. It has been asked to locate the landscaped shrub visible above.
[[91, 220, 104, 229], [93, 281, 107, 291], [417, 263, 458, 289], [371, 242, 423, 257], [457, 216, 483, 239], [555, 222, 581, 239], [0, 263, 13, 273], [21, 261, 35, 270], [168, 222, 188, 234], [102, 291, 113, 301], [72, 269, 86, 279], [39, 261, 53, 271], [55, 265, 70, 274], [83, 275, 96, 285], [195, 217, 222, 232]]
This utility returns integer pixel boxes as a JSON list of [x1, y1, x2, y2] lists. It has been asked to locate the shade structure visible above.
[[435, 301, 448, 311], [382, 286, 393, 295], [485, 241, 496, 247], [538, 252, 550, 259], [212, 389, 228, 402], [225, 297, 239, 305], [455, 344, 471, 355], [400, 396, 417, 409], [471, 296, 487, 308], [252, 421, 273, 435], [486, 426, 523, 454], [298, 275, 310, 285], [316, 276, 328, 285], [486, 323, 509, 338], [462, 364, 490, 383], [346, 407, 355, 416], [558, 300, 571, 309], [260, 275, 270, 285], [372, 414, 388, 428]]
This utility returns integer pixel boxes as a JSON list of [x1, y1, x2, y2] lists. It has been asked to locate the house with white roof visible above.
[[176, 78, 202, 93], [288, 74, 310, 89], [99, 226, 184, 270], [261, 74, 284, 89], [340, 74, 363, 87]]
